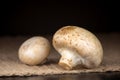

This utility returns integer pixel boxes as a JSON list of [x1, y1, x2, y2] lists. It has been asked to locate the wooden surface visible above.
[[0, 33, 120, 76]]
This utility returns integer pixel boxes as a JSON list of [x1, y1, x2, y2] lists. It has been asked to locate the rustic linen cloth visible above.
[[0, 33, 120, 76]]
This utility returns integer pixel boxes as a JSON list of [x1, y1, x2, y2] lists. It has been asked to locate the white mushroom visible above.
[[53, 26, 103, 70], [18, 36, 50, 65]]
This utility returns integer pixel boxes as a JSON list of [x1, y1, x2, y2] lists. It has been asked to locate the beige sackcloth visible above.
[[0, 33, 120, 76]]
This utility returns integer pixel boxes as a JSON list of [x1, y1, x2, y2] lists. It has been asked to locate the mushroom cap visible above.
[[53, 26, 103, 68], [19, 36, 50, 65]]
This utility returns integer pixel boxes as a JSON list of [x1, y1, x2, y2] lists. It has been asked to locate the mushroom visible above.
[[52, 26, 103, 70], [18, 36, 50, 65]]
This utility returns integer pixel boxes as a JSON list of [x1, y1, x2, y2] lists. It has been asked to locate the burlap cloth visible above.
[[0, 33, 120, 76]]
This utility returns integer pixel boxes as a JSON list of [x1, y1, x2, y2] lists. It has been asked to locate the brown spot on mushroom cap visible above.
[[53, 26, 103, 68], [58, 26, 76, 35]]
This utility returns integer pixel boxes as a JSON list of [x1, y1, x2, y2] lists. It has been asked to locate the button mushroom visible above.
[[18, 36, 50, 65], [52, 26, 103, 70]]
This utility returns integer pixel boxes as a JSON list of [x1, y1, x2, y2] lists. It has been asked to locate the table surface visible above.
[[0, 72, 120, 80], [0, 32, 120, 79]]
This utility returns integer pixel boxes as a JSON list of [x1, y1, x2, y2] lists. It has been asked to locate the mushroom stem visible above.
[[58, 49, 83, 70]]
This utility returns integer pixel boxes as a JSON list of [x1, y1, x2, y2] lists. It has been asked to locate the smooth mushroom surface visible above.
[[18, 36, 50, 65], [53, 26, 103, 70]]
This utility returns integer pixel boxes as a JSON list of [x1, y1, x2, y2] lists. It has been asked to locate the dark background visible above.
[[0, 1, 120, 79], [1, 0, 120, 36]]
